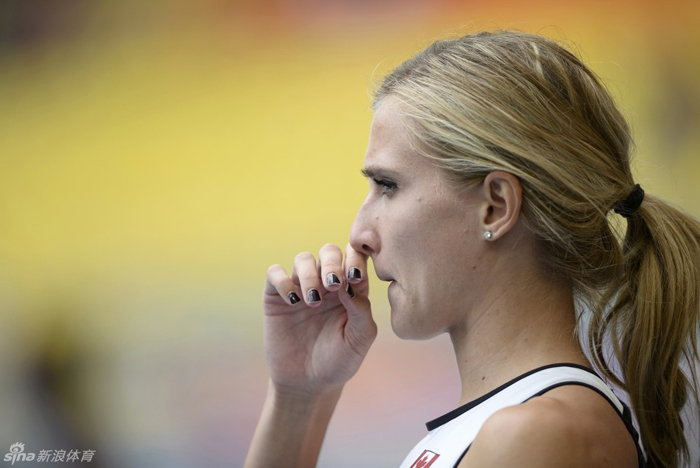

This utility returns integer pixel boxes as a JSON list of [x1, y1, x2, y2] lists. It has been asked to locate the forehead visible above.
[[364, 97, 429, 176], [364, 97, 476, 205]]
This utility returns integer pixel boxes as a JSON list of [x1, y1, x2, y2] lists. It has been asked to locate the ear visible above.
[[480, 171, 522, 241]]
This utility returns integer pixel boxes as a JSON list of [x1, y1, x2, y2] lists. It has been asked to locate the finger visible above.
[[291, 252, 323, 307], [319, 243, 344, 292], [338, 282, 377, 352], [264, 264, 302, 306], [344, 242, 368, 284]]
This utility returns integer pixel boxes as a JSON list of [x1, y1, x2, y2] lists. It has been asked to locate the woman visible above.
[[244, 30, 700, 468]]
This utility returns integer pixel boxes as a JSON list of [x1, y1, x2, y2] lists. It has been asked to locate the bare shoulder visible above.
[[458, 385, 637, 468]]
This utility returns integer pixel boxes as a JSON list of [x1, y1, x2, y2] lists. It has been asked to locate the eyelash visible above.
[[372, 178, 398, 195]]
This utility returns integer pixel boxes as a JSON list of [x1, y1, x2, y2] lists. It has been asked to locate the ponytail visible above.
[[590, 195, 700, 467]]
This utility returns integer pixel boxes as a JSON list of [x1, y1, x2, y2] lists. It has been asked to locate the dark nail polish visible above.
[[346, 283, 355, 298], [348, 267, 361, 280], [327, 273, 341, 286], [308, 289, 321, 303], [288, 292, 300, 305]]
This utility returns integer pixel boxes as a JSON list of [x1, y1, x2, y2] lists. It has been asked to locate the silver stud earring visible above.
[[484, 230, 493, 240]]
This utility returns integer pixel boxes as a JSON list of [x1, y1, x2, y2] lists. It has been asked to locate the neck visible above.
[[448, 274, 591, 406]]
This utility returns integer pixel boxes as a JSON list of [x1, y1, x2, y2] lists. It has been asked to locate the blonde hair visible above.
[[373, 30, 700, 468]]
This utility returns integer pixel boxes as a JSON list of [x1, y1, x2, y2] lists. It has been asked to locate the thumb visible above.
[[338, 283, 377, 352]]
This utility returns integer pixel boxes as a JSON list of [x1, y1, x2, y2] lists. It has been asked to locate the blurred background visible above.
[[1, 0, 699, 466]]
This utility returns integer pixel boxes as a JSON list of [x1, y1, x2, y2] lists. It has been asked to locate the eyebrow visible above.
[[360, 165, 401, 179]]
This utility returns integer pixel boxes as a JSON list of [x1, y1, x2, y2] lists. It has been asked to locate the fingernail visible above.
[[308, 289, 321, 303], [348, 267, 361, 280], [346, 283, 355, 298], [288, 292, 300, 305], [327, 273, 341, 286]]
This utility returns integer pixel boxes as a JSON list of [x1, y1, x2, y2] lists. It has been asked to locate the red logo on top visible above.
[[410, 450, 440, 468]]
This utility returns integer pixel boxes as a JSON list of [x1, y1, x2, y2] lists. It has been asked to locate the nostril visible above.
[[362, 244, 375, 255]]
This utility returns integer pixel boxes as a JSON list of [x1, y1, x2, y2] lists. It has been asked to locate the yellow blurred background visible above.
[[1, 1, 698, 466]]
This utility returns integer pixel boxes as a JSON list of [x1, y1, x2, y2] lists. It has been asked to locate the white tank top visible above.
[[398, 363, 646, 468]]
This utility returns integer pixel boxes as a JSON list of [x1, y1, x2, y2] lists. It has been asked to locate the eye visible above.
[[372, 178, 398, 195]]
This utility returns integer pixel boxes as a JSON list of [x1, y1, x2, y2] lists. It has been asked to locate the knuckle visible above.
[[344, 244, 362, 261], [321, 259, 342, 270], [299, 270, 318, 281], [294, 252, 314, 262], [267, 264, 282, 275], [319, 244, 342, 269], [319, 242, 340, 254]]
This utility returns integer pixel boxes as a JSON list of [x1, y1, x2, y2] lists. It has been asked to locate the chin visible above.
[[390, 310, 440, 341]]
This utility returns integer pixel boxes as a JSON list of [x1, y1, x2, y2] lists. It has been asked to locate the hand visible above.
[[262, 243, 376, 396]]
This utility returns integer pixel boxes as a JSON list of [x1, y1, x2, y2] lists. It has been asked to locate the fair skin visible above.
[[244, 96, 637, 468]]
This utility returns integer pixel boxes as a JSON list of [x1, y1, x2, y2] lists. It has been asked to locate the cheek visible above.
[[385, 197, 477, 337], [389, 203, 449, 251], [392, 228, 478, 336]]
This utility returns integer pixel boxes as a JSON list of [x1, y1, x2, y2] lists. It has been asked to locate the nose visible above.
[[349, 198, 380, 257]]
